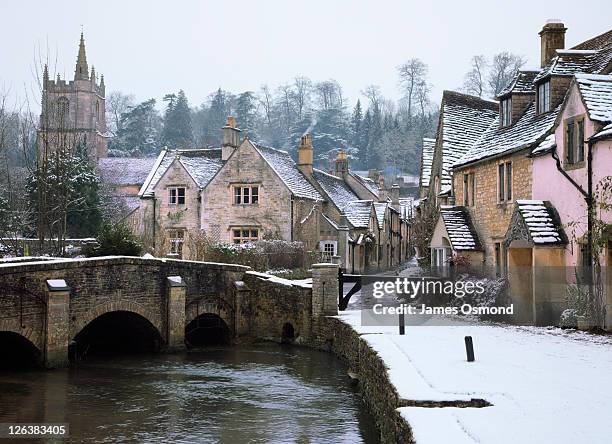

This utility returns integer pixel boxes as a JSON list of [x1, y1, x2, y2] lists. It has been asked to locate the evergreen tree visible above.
[[367, 103, 383, 169], [234, 91, 258, 138], [350, 100, 363, 152], [113, 99, 161, 156], [312, 107, 349, 165], [162, 90, 193, 148], [360, 110, 372, 168]]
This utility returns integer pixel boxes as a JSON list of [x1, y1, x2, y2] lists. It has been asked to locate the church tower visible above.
[[38, 33, 108, 161]]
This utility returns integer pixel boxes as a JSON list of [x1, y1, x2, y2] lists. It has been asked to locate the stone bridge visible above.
[[0, 256, 339, 367]]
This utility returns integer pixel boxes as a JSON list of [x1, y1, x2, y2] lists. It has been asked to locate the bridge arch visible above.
[[0, 328, 42, 368], [71, 300, 163, 340], [185, 313, 231, 346], [0, 319, 42, 352]]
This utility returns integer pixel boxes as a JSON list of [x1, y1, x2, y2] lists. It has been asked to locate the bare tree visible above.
[[314, 80, 342, 110], [463, 55, 488, 97], [106, 91, 135, 136], [293, 76, 312, 120], [258, 84, 274, 126], [487, 52, 526, 97], [362, 84, 383, 109], [397, 58, 428, 122]]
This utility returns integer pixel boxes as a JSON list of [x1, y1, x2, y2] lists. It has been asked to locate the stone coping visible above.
[[0, 256, 251, 274]]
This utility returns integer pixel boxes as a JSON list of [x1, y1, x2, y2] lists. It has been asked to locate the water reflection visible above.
[[0, 345, 379, 443]]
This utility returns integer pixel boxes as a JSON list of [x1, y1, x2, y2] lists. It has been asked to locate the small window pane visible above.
[[242, 230, 249, 237], [234, 187, 241, 204], [470, 173, 475, 207], [567, 121, 575, 163], [463, 174, 469, 206], [243, 187, 250, 204], [251, 229, 258, 238], [233, 229, 241, 237], [577, 120, 584, 162], [506, 163, 512, 201], [498, 164, 505, 201], [252, 187, 259, 203], [169, 188, 177, 204], [178, 188, 185, 204]]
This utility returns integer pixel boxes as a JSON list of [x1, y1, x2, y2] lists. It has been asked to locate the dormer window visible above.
[[501, 98, 512, 127], [537, 81, 551, 114]]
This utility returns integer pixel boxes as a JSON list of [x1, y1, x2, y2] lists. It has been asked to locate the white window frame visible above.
[[168, 187, 186, 205], [319, 240, 337, 260], [501, 98, 512, 126], [168, 229, 184, 257], [231, 227, 259, 244], [233, 185, 260, 205]]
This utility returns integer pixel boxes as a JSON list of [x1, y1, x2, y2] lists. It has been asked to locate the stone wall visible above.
[[454, 150, 533, 266]]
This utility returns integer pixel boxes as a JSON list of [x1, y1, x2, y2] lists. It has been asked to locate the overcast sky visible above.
[[1, 0, 610, 110]]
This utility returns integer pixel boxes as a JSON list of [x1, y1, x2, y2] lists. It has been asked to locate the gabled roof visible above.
[[454, 102, 560, 168], [530, 134, 557, 157], [439, 206, 481, 251], [420, 137, 435, 188], [313, 169, 360, 211], [349, 171, 379, 196], [138, 148, 223, 197], [572, 29, 612, 51], [573, 74, 612, 123], [497, 70, 539, 97], [534, 41, 612, 83], [97, 157, 158, 186], [509, 200, 567, 246], [253, 144, 323, 201], [342, 200, 373, 229], [373, 202, 387, 229], [438, 91, 499, 187]]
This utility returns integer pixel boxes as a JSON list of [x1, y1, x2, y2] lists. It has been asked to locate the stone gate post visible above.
[[312, 263, 339, 317], [44, 279, 71, 368], [166, 276, 186, 352]]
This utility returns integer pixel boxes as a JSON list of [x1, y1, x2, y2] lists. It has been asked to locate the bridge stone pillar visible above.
[[44, 279, 71, 368], [233, 280, 251, 337], [166, 276, 186, 352], [312, 263, 339, 317]]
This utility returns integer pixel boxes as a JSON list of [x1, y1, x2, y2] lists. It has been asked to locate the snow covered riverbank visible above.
[[336, 310, 612, 443]]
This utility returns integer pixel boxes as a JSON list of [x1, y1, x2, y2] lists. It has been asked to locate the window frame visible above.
[[501, 97, 512, 127], [497, 160, 512, 203], [168, 229, 184, 257], [564, 116, 586, 166], [233, 185, 260, 205], [537, 81, 551, 114], [231, 227, 259, 244], [168, 187, 186, 205]]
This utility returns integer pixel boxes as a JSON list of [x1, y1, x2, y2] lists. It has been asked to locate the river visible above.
[[0, 345, 379, 443]]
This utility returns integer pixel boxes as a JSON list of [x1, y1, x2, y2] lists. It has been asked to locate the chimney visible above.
[[390, 184, 400, 208], [334, 150, 349, 177], [222, 116, 241, 161], [539, 20, 566, 68], [297, 133, 313, 176], [377, 173, 387, 202]]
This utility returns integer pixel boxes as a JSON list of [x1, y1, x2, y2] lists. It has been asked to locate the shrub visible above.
[[84, 223, 142, 257]]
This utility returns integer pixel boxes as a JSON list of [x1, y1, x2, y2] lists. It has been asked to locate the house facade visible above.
[[425, 21, 612, 326], [136, 118, 410, 272]]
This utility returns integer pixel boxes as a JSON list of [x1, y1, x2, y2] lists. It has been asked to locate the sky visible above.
[[1, 0, 610, 111]]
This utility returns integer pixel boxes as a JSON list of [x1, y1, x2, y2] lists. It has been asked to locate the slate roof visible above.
[[342, 201, 373, 229], [454, 102, 560, 167], [497, 70, 539, 97], [349, 171, 379, 196], [593, 122, 612, 141], [139, 149, 223, 197], [420, 137, 435, 188], [530, 134, 557, 156], [438, 91, 499, 187], [373, 202, 387, 229], [572, 29, 612, 51], [574, 74, 612, 122], [97, 157, 158, 186], [439, 206, 481, 251], [534, 42, 612, 83], [254, 144, 323, 201], [515, 200, 566, 245], [312, 169, 360, 211]]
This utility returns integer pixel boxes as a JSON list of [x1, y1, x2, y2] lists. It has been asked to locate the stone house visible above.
[[425, 21, 612, 325], [137, 118, 410, 272]]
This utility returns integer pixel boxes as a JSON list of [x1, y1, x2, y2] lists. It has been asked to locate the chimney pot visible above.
[[298, 133, 314, 176], [222, 116, 242, 160]]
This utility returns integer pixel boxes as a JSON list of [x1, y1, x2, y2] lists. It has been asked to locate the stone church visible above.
[[37, 33, 108, 161]]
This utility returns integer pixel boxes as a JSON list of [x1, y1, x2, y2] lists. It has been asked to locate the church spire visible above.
[[43, 64, 49, 88], [74, 32, 89, 80]]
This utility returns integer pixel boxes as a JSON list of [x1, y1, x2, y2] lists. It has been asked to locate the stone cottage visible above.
[[136, 117, 410, 272]]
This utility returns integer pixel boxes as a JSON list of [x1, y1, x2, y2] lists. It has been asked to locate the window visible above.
[[168, 229, 184, 258], [57, 97, 70, 121], [319, 240, 337, 260], [498, 161, 512, 202], [537, 81, 550, 114], [234, 185, 259, 204], [494, 242, 508, 277], [463, 172, 475, 207], [501, 98, 512, 126], [232, 228, 259, 244], [470, 173, 475, 207], [168, 187, 186, 205], [565, 117, 586, 165]]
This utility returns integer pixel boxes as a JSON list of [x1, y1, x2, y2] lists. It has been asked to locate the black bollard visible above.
[[465, 336, 475, 362], [399, 312, 405, 335]]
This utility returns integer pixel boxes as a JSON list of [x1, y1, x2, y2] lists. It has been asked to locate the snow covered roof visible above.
[[399, 197, 417, 220], [420, 137, 435, 188], [534, 41, 612, 83], [254, 144, 323, 201], [572, 29, 612, 51], [592, 122, 612, 141], [342, 200, 373, 229], [514, 200, 566, 245], [439, 206, 481, 251], [438, 91, 499, 187], [349, 171, 379, 196], [497, 70, 539, 98], [97, 157, 158, 186], [373, 202, 387, 229], [574, 74, 612, 123], [530, 134, 557, 156], [313, 169, 360, 212], [139, 148, 223, 197], [455, 102, 560, 168]]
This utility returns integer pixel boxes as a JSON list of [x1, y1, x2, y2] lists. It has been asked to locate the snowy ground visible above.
[[337, 310, 612, 443]]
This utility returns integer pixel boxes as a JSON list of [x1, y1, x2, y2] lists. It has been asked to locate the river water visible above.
[[0, 345, 379, 443]]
